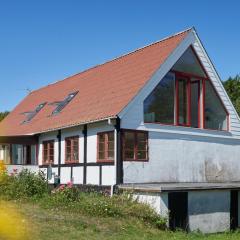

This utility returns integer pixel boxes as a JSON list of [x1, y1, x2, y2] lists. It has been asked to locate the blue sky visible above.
[[0, 0, 239, 111]]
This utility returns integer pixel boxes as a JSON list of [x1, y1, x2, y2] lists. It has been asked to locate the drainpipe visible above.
[[82, 124, 87, 184], [115, 116, 123, 185]]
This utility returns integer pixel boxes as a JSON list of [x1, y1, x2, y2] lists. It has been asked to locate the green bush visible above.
[[0, 169, 49, 200]]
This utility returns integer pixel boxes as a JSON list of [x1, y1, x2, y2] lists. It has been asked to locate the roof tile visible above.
[[0, 29, 190, 136]]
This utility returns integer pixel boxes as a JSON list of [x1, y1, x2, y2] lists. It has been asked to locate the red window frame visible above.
[[97, 131, 114, 162], [122, 130, 149, 162], [42, 140, 54, 165], [175, 74, 191, 127], [65, 136, 79, 163]]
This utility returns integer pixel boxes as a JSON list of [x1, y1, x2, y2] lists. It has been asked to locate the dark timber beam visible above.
[[0, 135, 38, 145], [57, 130, 62, 178], [82, 124, 87, 184], [115, 116, 123, 184]]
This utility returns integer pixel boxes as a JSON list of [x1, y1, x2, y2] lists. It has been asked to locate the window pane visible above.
[[66, 153, 71, 161], [66, 139, 71, 148], [99, 134, 105, 142], [108, 132, 114, 141], [125, 150, 134, 159], [144, 73, 175, 124], [137, 141, 146, 151], [12, 144, 23, 164], [108, 150, 114, 159], [108, 141, 114, 151], [190, 81, 199, 128], [99, 142, 105, 152], [178, 78, 189, 125], [99, 151, 105, 160], [204, 81, 227, 130], [31, 145, 37, 165], [137, 132, 146, 142], [124, 132, 135, 150], [137, 151, 147, 160]]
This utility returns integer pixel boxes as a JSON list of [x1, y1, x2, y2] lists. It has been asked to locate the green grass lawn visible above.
[[7, 201, 240, 240]]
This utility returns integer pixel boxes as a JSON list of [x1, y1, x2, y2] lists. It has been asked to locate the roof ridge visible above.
[[29, 27, 192, 95]]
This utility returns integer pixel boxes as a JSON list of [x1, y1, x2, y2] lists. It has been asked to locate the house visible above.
[[1, 27, 240, 233]]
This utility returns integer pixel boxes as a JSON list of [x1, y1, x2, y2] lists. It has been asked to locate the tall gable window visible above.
[[144, 73, 175, 124], [65, 136, 79, 163], [43, 140, 54, 164], [143, 47, 229, 131], [122, 130, 148, 161], [204, 80, 227, 130], [97, 131, 114, 162]]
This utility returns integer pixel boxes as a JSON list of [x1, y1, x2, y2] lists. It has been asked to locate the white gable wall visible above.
[[119, 29, 240, 184]]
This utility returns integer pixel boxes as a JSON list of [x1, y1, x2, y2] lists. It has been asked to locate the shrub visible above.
[[40, 187, 167, 229], [0, 169, 49, 200]]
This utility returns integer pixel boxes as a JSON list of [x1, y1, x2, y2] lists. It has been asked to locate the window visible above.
[[97, 131, 114, 162], [204, 80, 228, 130], [21, 102, 47, 124], [177, 77, 190, 126], [144, 71, 228, 131], [51, 91, 78, 115], [144, 72, 175, 124], [42, 140, 54, 164], [122, 130, 148, 161], [144, 46, 229, 131], [0, 144, 11, 164], [65, 136, 79, 163]]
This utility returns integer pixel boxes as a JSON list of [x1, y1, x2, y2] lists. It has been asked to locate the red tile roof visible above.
[[0, 29, 190, 136]]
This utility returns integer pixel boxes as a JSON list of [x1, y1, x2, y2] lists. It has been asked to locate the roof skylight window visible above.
[[50, 91, 79, 115], [21, 102, 47, 124]]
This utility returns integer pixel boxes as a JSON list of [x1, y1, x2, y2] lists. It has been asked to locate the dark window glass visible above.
[[190, 81, 200, 128], [43, 141, 54, 164], [52, 91, 78, 115], [65, 137, 79, 163], [97, 131, 114, 161], [144, 73, 175, 124], [178, 78, 189, 125], [21, 102, 47, 124], [204, 81, 228, 130], [123, 131, 148, 161]]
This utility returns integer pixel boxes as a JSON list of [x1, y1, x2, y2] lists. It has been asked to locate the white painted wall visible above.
[[133, 192, 168, 219], [123, 131, 240, 183], [102, 166, 115, 185], [7, 165, 39, 174]]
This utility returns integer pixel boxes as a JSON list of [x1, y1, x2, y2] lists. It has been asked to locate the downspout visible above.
[[57, 130, 62, 181], [115, 116, 123, 185], [82, 124, 87, 184]]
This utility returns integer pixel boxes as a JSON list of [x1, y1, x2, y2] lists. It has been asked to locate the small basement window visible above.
[[97, 131, 114, 162], [122, 130, 148, 161], [42, 140, 54, 165], [65, 136, 79, 163]]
